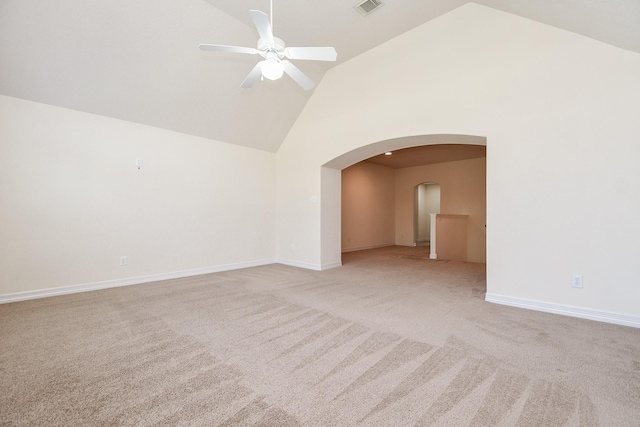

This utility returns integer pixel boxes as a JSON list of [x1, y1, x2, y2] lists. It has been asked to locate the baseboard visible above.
[[276, 259, 343, 271], [341, 243, 394, 253], [0, 259, 277, 305], [275, 259, 321, 271], [320, 261, 342, 270], [485, 293, 640, 329]]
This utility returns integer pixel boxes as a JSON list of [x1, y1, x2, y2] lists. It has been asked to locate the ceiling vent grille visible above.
[[354, 0, 383, 16]]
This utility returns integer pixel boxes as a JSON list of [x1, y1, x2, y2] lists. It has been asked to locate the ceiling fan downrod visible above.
[[270, 0, 273, 30]]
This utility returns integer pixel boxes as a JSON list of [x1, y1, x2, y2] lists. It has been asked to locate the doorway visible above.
[[415, 182, 441, 246], [323, 134, 487, 268]]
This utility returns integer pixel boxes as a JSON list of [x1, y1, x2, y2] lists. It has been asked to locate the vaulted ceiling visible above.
[[1, 0, 638, 153]]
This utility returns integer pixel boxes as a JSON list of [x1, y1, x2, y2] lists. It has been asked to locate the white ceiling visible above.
[[1, 0, 639, 153]]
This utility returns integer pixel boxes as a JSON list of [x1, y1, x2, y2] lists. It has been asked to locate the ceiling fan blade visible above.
[[199, 44, 258, 55], [241, 62, 263, 88], [282, 60, 315, 91], [285, 47, 337, 62], [250, 10, 274, 44]]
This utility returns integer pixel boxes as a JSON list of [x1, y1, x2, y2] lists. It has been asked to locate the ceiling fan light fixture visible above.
[[199, 3, 336, 90], [261, 57, 284, 80]]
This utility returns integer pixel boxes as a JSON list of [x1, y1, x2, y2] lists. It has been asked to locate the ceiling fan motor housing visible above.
[[258, 37, 286, 58]]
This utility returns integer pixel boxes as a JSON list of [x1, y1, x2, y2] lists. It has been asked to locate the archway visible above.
[[322, 134, 487, 267], [415, 182, 441, 245]]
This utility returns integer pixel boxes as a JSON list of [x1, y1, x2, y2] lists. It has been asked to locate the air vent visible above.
[[354, 0, 383, 16]]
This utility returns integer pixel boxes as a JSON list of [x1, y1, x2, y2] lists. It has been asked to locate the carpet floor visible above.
[[1, 246, 639, 426]]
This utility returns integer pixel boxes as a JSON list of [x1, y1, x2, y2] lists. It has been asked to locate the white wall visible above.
[[416, 183, 441, 242], [0, 95, 276, 297], [276, 3, 640, 320], [341, 161, 395, 252], [417, 185, 428, 242]]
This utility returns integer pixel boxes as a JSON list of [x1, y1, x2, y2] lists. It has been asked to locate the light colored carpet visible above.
[[1, 246, 639, 426]]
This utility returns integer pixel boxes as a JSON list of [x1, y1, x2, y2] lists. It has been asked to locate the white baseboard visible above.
[[276, 259, 342, 271], [485, 293, 640, 329], [276, 259, 321, 271], [341, 243, 394, 253], [0, 259, 277, 304], [320, 261, 342, 270]]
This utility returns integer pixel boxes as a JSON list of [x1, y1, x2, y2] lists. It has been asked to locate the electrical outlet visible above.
[[120, 256, 127, 266], [572, 274, 583, 288]]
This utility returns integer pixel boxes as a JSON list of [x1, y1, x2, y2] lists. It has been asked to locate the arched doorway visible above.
[[415, 182, 441, 246], [324, 134, 487, 266]]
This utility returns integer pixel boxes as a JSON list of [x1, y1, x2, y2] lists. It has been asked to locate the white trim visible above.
[[485, 293, 640, 329], [276, 259, 322, 271], [341, 243, 394, 253], [320, 261, 342, 270], [0, 259, 276, 304], [276, 259, 342, 271]]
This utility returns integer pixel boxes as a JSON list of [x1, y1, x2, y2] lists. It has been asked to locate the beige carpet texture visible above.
[[1, 246, 639, 426]]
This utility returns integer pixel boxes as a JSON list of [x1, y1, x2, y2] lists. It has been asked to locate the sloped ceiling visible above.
[[1, 0, 638, 152]]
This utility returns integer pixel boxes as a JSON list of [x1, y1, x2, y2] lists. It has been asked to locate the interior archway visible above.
[[415, 182, 441, 246], [321, 134, 487, 267]]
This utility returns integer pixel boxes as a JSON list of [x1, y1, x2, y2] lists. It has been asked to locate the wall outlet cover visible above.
[[572, 274, 583, 288]]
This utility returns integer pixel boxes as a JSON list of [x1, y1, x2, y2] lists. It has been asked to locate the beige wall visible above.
[[276, 3, 640, 318], [396, 158, 486, 262], [0, 95, 276, 296], [436, 214, 469, 262], [341, 157, 484, 262], [341, 161, 395, 252]]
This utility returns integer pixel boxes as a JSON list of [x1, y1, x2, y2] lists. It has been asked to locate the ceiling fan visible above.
[[199, 0, 337, 90]]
